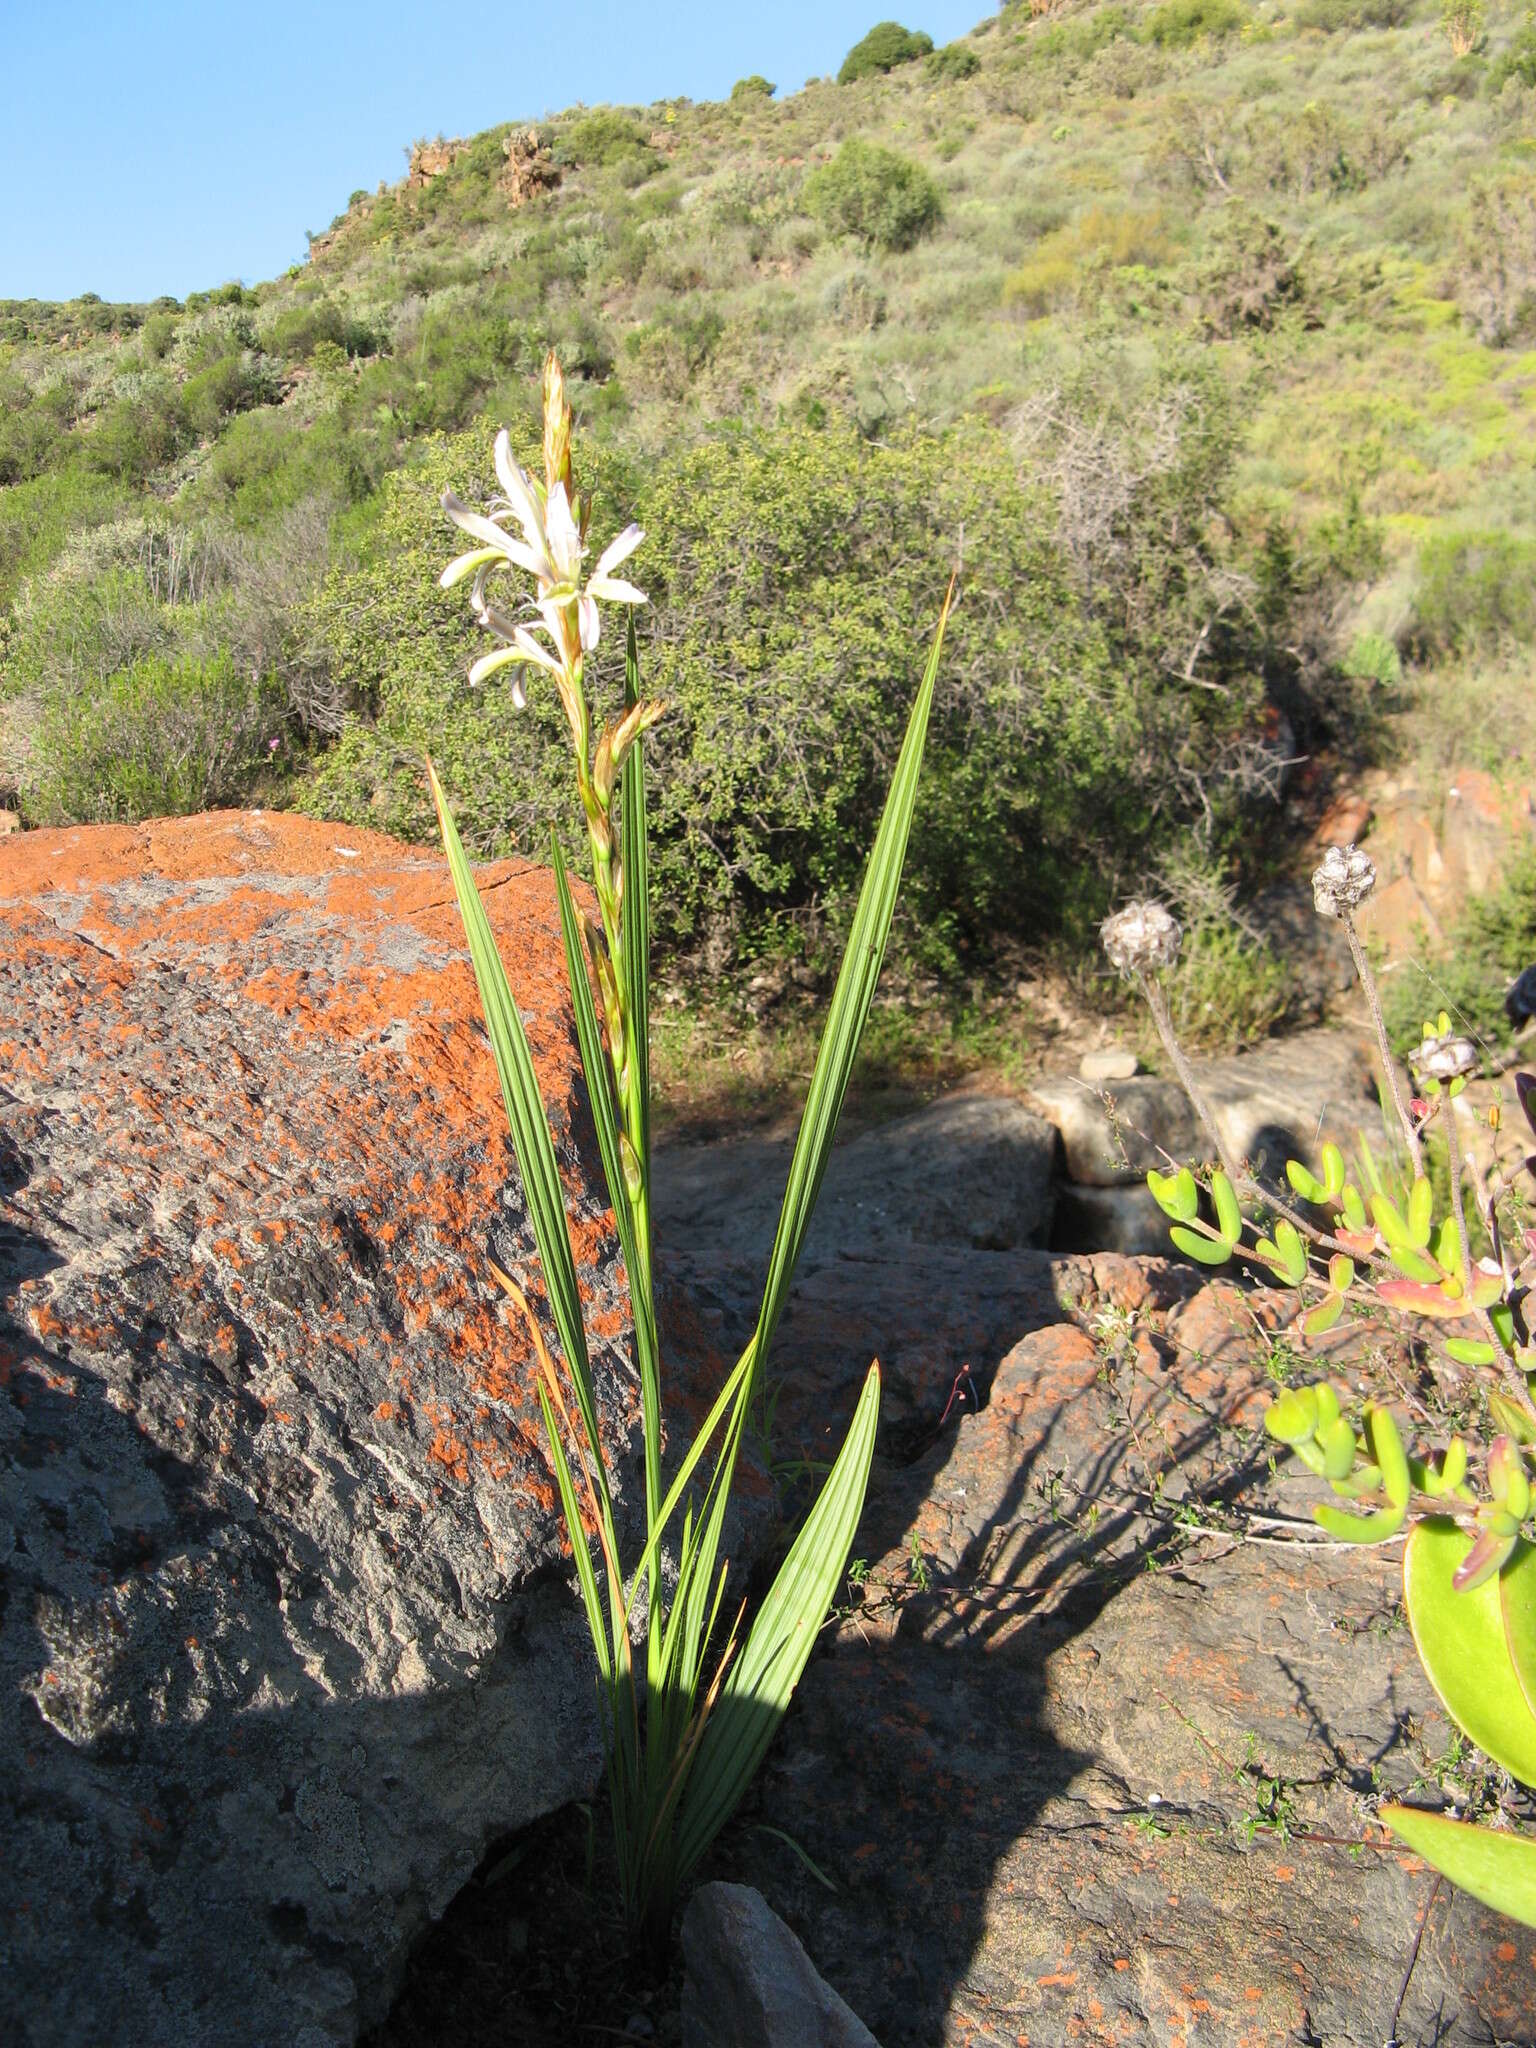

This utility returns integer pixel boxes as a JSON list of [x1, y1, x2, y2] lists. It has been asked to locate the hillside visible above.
[[3, 0, 1534, 1040]]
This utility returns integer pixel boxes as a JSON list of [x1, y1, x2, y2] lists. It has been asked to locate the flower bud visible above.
[[542, 351, 573, 503], [1411, 1032, 1478, 1082], [1311, 843, 1377, 919], [1100, 900, 1182, 979]]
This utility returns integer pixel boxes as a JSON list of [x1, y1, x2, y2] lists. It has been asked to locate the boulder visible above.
[[723, 1292, 1534, 2048], [0, 813, 644, 2047], [656, 1093, 1057, 1271], [1026, 1028, 1378, 1188], [681, 1883, 882, 2048]]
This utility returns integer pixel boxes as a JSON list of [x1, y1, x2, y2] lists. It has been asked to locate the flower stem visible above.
[[1342, 911, 1424, 1183]]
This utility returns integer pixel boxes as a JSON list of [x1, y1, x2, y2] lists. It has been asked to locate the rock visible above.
[[1314, 792, 1373, 846], [0, 812, 646, 2047], [724, 1306, 1532, 2048], [407, 138, 461, 185], [0, 807, 19, 835], [1026, 1029, 1377, 1187], [1050, 1179, 1169, 1257], [656, 1093, 1057, 1270], [501, 128, 560, 205], [681, 1883, 882, 2048], [1078, 1048, 1138, 1083]]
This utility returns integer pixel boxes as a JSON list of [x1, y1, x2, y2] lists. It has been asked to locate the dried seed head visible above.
[[1411, 1032, 1478, 1082], [1311, 843, 1377, 919], [1100, 900, 1182, 979]]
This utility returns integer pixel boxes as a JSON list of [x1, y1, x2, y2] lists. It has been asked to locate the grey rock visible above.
[[655, 1093, 1057, 1271], [1050, 1179, 1170, 1257], [1027, 1028, 1377, 1187], [1078, 1047, 1138, 1083], [681, 1882, 882, 2048], [0, 814, 643, 2047]]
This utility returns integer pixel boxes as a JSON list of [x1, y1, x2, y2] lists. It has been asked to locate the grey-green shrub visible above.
[[803, 138, 942, 252], [730, 74, 775, 100], [27, 648, 283, 823], [1146, 0, 1247, 46]]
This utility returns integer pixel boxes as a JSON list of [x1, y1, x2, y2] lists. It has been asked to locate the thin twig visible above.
[[1387, 1873, 1441, 2048]]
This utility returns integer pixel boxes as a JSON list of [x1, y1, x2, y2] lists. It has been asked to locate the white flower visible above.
[[440, 430, 646, 696]]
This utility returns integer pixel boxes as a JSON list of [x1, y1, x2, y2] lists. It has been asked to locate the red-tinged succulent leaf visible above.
[[1302, 1292, 1346, 1338], [1470, 1265, 1506, 1309], [1328, 1253, 1355, 1292], [1453, 1522, 1519, 1593], [1337, 1227, 1377, 1259], [1377, 1279, 1469, 1319]]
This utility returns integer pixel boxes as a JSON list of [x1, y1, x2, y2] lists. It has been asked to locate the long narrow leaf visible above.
[[754, 588, 952, 1374], [621, 613, 652, 1218], [551, 835, 663, 1526], [673, 1361, 882, 1881], [426, 760, 594, 1419]]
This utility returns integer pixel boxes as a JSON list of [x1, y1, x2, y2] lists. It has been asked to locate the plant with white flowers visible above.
[[427, 353, 953, 1954]]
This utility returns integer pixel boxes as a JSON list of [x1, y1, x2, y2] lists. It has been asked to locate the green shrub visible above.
[[300, 418, 1272, 974], [262, 298, 383, 362], [803, 138, 943, 252], [1411, 531, 1536, 657], [140, 311, 179, 360], [730, 74, 776, 99], [1146, 0, 1247, 46], [926, 41, 981, 79], [1381, 844, 1536, 1055], [181, 351, 276, 438], [1489, 9, 1536, 90], [838, 21, 935, 83], [561, 110, 659, 176], [1294, 0, 1408, 29], [81, 384, 187, 484], [1342, 630, 1403, 687], [27, 648, 283, 823]]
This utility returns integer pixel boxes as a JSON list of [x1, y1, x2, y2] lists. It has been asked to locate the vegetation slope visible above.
[[3, 0, 1533, 1053]]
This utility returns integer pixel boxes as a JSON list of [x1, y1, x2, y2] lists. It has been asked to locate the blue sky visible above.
[[3, 2, 988, 304]]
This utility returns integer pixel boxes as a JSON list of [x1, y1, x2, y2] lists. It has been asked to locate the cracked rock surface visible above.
[[1, 813, 645, 2047]]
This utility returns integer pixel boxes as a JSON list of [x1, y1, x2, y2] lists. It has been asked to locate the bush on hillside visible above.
[[926, 42, 981, 79], [838, 21, 935, 83], [300, 417, 1282, 974], [804, 139, 943, 252], [262, 298, 384, 362], [1146, 0, 1247, 46], [560, 110, 659, 179], [26, 648, 282, 824], [1293, 0, 1409, 30], [730, 74, 775, 100], [1489, 10, 1536, 90], [1410, 531, 1536, 657], [1457, 173, 1536, 345]]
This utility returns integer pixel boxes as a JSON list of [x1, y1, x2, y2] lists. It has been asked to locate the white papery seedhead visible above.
[[1100, 899, 1183, 979], [1311, 843, 1377, 919]]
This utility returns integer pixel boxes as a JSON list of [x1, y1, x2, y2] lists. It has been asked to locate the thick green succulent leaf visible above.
[[1287, 1157, 1327, 1204], [673, 1361, 881, 1883], [1371, 1191, 1411, 1250], [1365, 1404, 1410, 1508], [1170, 1224, 1233, 1266], [1342, 1184, 1369, 1233], [1500, 1540, 1536, 1732], [1445, 1337, 1498, 1368], [1302, 1292, 1345, 1339], [1318, 1415, 1358, 1481], [1274, 1219, 1308, 1286], [1490, 1393, 1536, 1446], [1211, 1169, 1241, 1247], [1407, 1175, 1434, 1249], [1389, 1244, 1443, 1286], [1265, 1386, 1320, 1444], [1321, 1141, 1346, 1200], [1403, 1519, 1536, 1785], [1314, 1498, 1406, 1542], [1381, 1807, 1536, 1927], [1147, 1165, 1198, 1223]]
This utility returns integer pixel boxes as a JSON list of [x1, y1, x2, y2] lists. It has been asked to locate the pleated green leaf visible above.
[[754, 592, 952, 1373], [673, 1360, 882, 1882], [621, 613, 652, 1209], [426, 761, 596, 1437], [551, 837, 662, 1526]]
